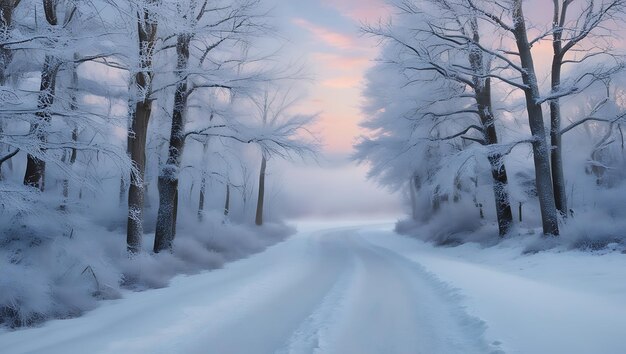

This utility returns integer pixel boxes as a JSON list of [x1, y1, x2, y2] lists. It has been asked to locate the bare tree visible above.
[[547, 0, 625, 216], [127, 0, 159, 254], [22, 0, 71, 190], [153, 0, 266, 253], [463, 0, 560, 235], [363, 0, 514, 235], [249, 87, 317, 226]]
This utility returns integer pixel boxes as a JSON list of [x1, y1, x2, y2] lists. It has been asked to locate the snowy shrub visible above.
[[0, 205, 293, 328], [396, 199, 487, 246]]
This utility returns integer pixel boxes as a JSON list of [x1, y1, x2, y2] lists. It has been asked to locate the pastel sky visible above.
[[264, 0, 402, 218], [269, 0, 391, 153]]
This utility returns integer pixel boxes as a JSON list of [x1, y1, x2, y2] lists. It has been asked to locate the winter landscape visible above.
[[1, 0, 626, 353]]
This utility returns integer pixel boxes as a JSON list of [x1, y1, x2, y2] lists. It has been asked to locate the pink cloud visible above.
[[320, 0, 391, 21], [321, 76, 361, 89], [292, 18, 358, 50]]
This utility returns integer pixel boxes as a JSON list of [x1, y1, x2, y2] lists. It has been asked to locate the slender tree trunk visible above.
[[198, 174, 206, 221], [255, 156, 266, 226], [154, 34, 190, 253], [127, 4, 158, 254], [61, 55, 79, 211], [23, 54, 60, 190], [512, 0, 559, 236], [23, 0, 63, 190], [197, 140, 209, 221], [550, 0, 568, 216], [467, 18, 514, 236], [60, 128, 78, 209], [476, 79, 513, 236], [127, 100, 151, 253], [224, 183, 230, 217], [120, 98, 133, 206], [550, 77, 567, 216]]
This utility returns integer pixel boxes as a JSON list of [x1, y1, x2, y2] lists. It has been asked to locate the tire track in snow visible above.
[[178, 230, 359, 354], [280, 228, 497, 354], [276, 232, 362, 354]]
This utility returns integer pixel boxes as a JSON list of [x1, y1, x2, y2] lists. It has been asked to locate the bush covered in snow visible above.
[[0, 202, 293, 328]]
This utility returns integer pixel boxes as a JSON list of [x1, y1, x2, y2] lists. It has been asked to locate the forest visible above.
[[356, 0, 626, 248], [0, 0, 317, 327]]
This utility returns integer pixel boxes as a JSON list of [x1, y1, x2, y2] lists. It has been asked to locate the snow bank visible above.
[[0, 204, 293, 328], [397, 177, 626, 253]]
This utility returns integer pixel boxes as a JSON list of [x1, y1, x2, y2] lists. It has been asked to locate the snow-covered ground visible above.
[[1, 221, 625, 354]]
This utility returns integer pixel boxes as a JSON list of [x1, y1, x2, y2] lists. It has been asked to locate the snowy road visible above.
[[4, 221, 626, 354], [0, 222, 494, 354]]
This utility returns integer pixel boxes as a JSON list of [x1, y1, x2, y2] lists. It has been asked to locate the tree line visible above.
[[0, 0, 316, 254], [357, 0, 626, 237]]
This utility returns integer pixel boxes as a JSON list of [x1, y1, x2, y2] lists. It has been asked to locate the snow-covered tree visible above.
[[362, 0, 515, 236], [544, 0, 626, 216], [247, 86, 317, 226], [153, 0, 269, 253]]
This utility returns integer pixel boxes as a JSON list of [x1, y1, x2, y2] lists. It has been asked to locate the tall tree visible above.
[[547, 0, 625, 216], [127, 0, 159, 254], [363, 0, 514, 235], [154, 0, 265, 252], [466, 0, 560, 235], [249, 87, 317, 226], [23, 0, 70, 190]]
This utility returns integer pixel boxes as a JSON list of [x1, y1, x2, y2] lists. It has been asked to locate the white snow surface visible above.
[[1, 220, 625, 354]]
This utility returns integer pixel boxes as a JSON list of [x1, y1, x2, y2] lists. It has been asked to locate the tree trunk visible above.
[[224, 183, 230, 217], [127, 99, 151, 254], [512, 1, 559, 236], [197, 139, 209, 221], [550, 79, 567, 217], [476, 79, 513, 236], [467, 18, 514, 236], [255, 156, 266, 226], [120, 97, 133, 206], [23, 54, 60, 190], [60, 127, 78, 210], [61, 56, 79, 211], [127, 4, 158, 254], [24, 0, 63, 190], [549, 0, 568, 217], [154, 34, 190, 253], [198, 174, 206, 221]]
